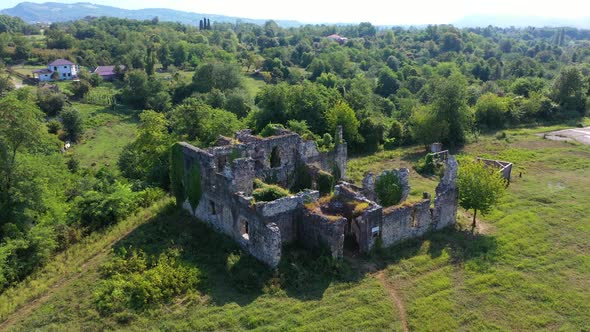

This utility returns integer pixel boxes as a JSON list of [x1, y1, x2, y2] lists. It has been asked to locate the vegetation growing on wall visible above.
[[252, 179, 291, 202], [317, 170, 335, 196], [185, 163, 202, 212], [375, 171, 403, 207], [169, 143, 186, 207]]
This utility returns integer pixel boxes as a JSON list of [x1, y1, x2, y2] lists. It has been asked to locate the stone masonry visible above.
[[177, 128, 459, 268]]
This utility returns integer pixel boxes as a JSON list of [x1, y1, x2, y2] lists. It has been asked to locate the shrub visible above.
[[137, 187, 167, 208], [291, 164, 312, 193], [259, 123, 285, 137], [252, 180, 290, 202], [375, 171, 402, 207], [352, 202, 370, 217], [383, 138, 396, 150], [47, 119, 61, 134], [415, 153, 436, 175], [317, 170, 334, 196], [95, 248, 199, 314]]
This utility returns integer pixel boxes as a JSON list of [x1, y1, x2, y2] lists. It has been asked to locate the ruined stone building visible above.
[[175, 127, 458, 268]]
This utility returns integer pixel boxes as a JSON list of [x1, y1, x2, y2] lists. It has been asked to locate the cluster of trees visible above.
[[1, 15, 590, 293]]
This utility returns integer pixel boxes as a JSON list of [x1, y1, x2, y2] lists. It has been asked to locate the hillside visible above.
[[0, 2, 302, 27]]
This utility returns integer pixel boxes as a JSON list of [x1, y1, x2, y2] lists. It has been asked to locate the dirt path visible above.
[[376, 271, 409, 332], [0, 226, 137, 331]]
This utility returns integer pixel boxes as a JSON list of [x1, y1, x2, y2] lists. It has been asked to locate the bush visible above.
[[383, 138, 396, 150], [95, 248, 199, 314], [47, 119, 61, 134], [317, 170, 334, 196], [72, 182, 139, 232], [252, 180, 290, 202], [137, 187, 167, 208], [415, 153, 436, 175], [259, 123, 285, 137], [37, 89, 66, 116], [375, 171, 402, 207]]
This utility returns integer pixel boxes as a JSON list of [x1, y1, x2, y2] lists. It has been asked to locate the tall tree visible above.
[[432, 73, 471, 147]]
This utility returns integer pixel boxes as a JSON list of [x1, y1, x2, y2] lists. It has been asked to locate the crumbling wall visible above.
[[255, 190, 319, 243], [298, 210, 346, 258], [380, 194, 432, 247], [433, 156, 459, 230]]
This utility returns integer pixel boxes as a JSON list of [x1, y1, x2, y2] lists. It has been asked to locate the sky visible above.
[[1, 0, 590, 25]]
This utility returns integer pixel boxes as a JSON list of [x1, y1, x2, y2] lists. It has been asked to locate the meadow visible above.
[[1, 122, 589, 331]]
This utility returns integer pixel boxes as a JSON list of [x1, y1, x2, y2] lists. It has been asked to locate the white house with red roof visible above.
[[32, 59, 79, 82]]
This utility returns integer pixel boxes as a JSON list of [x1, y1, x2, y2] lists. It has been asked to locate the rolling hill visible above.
[[0, 1, 303, 27]]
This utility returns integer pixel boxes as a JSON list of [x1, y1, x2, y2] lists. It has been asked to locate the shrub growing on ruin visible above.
[[317, 170, 334, 196], [374, 171, 402, 207], [252, 179, 290, 202]]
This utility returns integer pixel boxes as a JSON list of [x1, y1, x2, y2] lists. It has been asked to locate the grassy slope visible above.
[[67, 103, 138, 169], [3, 123, 590, 331]]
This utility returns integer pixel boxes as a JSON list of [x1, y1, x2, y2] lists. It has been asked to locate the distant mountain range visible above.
[[2, 2, 590, 29], [452, 15, 590, 29], [0, 2, 303, 27]]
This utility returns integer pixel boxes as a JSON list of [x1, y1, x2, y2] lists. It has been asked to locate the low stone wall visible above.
[[381, 197, 432, 247], [298, 210, 346, 258]]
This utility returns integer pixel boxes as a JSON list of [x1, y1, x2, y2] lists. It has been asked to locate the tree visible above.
[[118, 110, 172, 187], [37, 89, 66, 116], [170, 99, 242, 146], [0, 94, 45, 226], [432, 73, 471, 147], [192, 63, 242, 93], [325, 101, 361, 144], [375, 67, 400, 97], [0, 74, 14, 96], [457, 160, 506, 229], [551, 67, 587, 113], [475, 93, 508, 129], [409, 106, 447, 149], [60, 107, 84, 142]]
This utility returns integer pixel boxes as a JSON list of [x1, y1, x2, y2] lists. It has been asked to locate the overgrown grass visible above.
[[67, 103, 138, 168], [0, 197, 175, 324], [6, 201, 397, 331], [243, 75, 266, 97], [4, 121, 590, 331]]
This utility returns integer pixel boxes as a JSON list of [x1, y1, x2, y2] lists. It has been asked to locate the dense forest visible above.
[[0, 13, 589, 293]]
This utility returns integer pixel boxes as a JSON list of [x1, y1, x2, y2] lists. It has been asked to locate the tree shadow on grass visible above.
[[369, 225, 499, 273], [112, 206, 497, 306]]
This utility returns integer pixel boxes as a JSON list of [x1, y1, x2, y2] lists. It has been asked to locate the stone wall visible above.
[[298, 210, 346, 258], [433, 156, 459, 230], [380, 195, 432, 247]]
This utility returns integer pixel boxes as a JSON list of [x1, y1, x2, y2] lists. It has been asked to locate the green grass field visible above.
[[2, 123, 589, 331], [67, 103, 139, 169], [243, 75, 266, 97]]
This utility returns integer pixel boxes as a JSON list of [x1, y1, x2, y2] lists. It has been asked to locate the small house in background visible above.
[[92, 65, 125, 81], [326, 34, 348, 44], [32, 59, 78, 82]]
